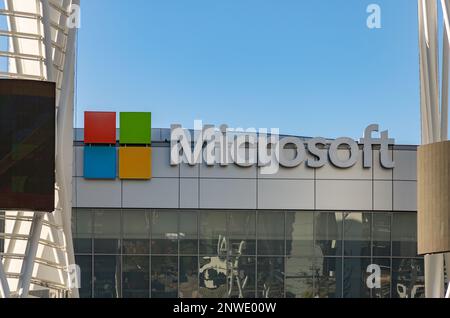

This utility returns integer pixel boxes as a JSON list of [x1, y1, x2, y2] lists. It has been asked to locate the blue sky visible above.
[[3, 1, 422, 144]]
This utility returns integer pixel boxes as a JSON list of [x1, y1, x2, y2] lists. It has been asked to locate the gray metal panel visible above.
[[200, 179, 257, 209], [316, 150, 372, 180], [200, 163, 257, 179], [393, 150, 417, 181], [152, 147, 179, 178], [180, 178, 199, 209], [258, 179, 314, 209], [373, 180, 393, 211], [73, 146, 83, 177], [122, 178, 179, 208], [258, 149, 314, 179], [316, 180, 372, 210], [373, 149, 393, 180], [180, 163, 200, 178], [74, 177, 121, 208], [393, 181, 417, 211]]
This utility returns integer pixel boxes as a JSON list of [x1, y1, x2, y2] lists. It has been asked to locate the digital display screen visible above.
[[0, 79, 56, 212]]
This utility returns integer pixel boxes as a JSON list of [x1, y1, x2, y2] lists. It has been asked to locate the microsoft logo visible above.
[[83, 111, 152, 180]]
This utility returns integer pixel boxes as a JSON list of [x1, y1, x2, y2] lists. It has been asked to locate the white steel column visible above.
[[16, 213, 44, 298], [0, 258, 10, 298]]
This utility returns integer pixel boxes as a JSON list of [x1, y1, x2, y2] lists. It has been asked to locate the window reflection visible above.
[[286, 212, 314, 257], [123, 210, 150, 255], [199, 254, 228, 298], [285, 257, 314, 298], [151, 256, 178, 298], [257, 212, 284, 256], [392, 259, 424, 298], [257, 257, 284, 298], [228, 256, 256, 298], [343, 212, 371, 257], [74, 209, 93, 254], [179, 256, 199, 298], [372, 258, 391, 298], [199, 212, 226, 255], [151, 211, 178, 255], [228, 211, 256, 256], [343, 258, 371, 298], [94, 255, 120, 298], [314, 257, 342, 298], [75, 255, 92, 298], [373, 214, 391, 257], [180, 212, 198, 255], [392, 213, 418, 257], [94, 210, 120, 254], [122, 256, 149, 298], [315, 212, 343, 257]]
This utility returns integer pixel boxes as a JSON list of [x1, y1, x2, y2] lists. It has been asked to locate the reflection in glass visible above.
[[228, 256, 256, 298], [199, 255, 228, 298], [199, 212, 226, 255], [75, 255, 92, 298], [257, 212, 284, 256], [122, 256, 149, 298], [315, 212, 343, 257], [228, 211, 256, 256], [74, 209, 93, 254], [372, 214, 391, 257], [314, 257, 342, 298], [94, 255, 120, 298], [392, 213, 418, 257], [179, 256, 199, 298], [151, 256, 178, 298], [285, 258, 314, 298], [257, 257, 284, 298], [371, 258, 391, 298], [151, 211, 178, 255], [123, 210, 150, 255], [94, 210, 120, 254], [286, 212, 314, 257], [343, 212, 371, 256], [343, 258, 371, 298], [180, 212, 198, 255], [392, 259, 424, 298]]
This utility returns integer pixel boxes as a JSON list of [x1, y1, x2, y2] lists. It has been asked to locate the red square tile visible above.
[[84, 111, 116, 144]]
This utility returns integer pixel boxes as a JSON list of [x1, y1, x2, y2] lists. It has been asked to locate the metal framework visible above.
[[418, 0, 450, 298], [0, 0, 79, 298]]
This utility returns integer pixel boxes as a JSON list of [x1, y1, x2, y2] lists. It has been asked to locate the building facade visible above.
[[72, 127, 422, 298]]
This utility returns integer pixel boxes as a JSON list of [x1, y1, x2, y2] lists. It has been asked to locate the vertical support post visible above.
[[41, 0, 55, 82], [17, 212, 44, 298], [0, 257, 10, 298]]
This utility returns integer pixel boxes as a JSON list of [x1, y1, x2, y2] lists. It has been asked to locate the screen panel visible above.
[[0, 79, 56, 212]]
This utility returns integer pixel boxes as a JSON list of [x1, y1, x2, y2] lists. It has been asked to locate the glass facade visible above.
[[73, 209, 424, 298]]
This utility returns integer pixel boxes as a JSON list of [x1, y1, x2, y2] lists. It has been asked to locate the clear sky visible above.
[[11, 1, 425, 144]]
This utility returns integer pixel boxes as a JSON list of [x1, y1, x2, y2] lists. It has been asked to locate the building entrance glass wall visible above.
[[72, 209, 424, 298]]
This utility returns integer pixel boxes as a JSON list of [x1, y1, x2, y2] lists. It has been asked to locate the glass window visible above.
[[257, 257, 284, 298], [285, 257, 314, 298], [151, 211, 178, 255], [392, 213, 418, 257], [123, 210, 150, 255], [315, 212, 343, 257], [257, 211, 285, 256], [151, 256, 178, 298], [74, 209, 93, 254], [314, 257, 342, 298], [199, 254, 228, 298], [343, 212, 371, 257], [343, 258, 371, 298], [199, 211, 227, 255], [229, 256, 256, 298], [75, 255, 92, 298], [371, 258, 391, 298], [228, 211, 256, 256], [179, 211, 198, 255], [122, 256, 149, 298], [94, 210, 121, 254], [372, 213, 391, 257], [179, 256, 199, 298], [93, 255, 121, 298], [286, 212, 314, 257], [392, 258, 424, 298]]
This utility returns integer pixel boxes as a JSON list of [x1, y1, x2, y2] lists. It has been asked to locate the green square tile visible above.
[[120, 112, 152, 144]]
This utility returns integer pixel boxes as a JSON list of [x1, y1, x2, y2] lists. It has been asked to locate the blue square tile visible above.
[[84, 146, 116, 179]]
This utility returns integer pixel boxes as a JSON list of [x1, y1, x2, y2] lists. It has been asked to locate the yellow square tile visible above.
[[119, 147, 152, 180]]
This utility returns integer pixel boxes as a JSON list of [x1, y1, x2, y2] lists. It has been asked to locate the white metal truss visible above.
[[0, 0, 79, 298], [418, 0, 450, 298]]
